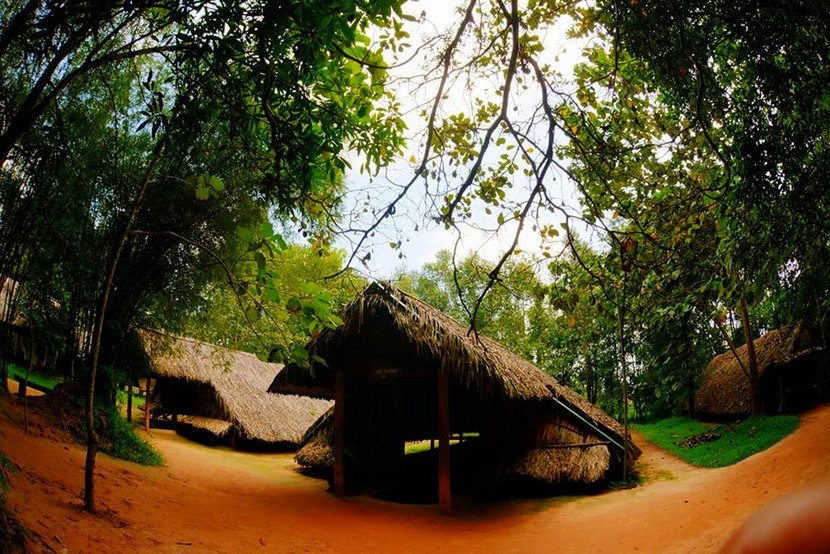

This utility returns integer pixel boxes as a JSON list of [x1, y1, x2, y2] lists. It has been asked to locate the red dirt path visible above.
[[3, 399, 830, 553]]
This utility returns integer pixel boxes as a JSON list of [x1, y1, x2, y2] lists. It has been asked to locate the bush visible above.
[[102, 407, 163, 467]]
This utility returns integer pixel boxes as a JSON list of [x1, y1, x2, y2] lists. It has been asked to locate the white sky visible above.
[[332, 0, 596, 279]]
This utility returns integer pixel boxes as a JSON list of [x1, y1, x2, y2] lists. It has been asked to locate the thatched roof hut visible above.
[[695, 322, 828, 418], [271, 282, 638, 509], [140, 330, 331, 448], [295, 407, 334, 471]]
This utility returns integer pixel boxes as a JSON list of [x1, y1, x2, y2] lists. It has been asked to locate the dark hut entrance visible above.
[[330, 318, 484, 513]]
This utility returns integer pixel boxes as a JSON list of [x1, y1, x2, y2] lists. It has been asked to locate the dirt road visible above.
[[3, 400, 829, 553]]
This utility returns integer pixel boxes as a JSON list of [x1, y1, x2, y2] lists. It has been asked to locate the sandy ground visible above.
[[2, 398, 829, 553]]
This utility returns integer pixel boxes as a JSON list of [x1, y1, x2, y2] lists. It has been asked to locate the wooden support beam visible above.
[[438, 370, 451, 515], [144, 378, 151, 432], [126, 386, 133, 423], [334, 369, 345, 497]]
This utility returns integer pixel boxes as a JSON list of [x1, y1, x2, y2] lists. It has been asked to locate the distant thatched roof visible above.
[[695, 322, 824, 416], [141, 330, 331, 445], [178, 415, 234, 438], [272, 282, 636, 456]]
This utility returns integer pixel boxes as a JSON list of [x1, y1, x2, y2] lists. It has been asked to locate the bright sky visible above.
[[332, 0, 596, 279]]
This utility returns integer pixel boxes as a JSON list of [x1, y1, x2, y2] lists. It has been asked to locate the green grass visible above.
[[103, 407, 164, 466], [5, 361, 61, 391], [635, 415, 800, 468]]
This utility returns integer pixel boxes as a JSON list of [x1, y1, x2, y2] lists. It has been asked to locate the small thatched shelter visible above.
[[695, 322, 828, 419], [140, 330, 331, 449], [295, 407, 334, 471], [271, 282, 638, 512]]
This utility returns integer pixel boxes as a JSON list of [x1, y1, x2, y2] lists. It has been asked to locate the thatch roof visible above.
[[178, 415, 234, 438], [695, 322, 824, 416], [502, 445, 611, 485], [295, 408, 334, 469], [272, 281, 637, 457], [140, 329, 331, 445]]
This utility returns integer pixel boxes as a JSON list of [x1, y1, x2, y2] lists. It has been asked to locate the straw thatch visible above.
[[695, 322, 827, 417], [140, 329, 331, 446], [275, 282, 638, 486], [503, 444, 611, 485], [295, 408, 334, 469], [178, 415, 234, 438]]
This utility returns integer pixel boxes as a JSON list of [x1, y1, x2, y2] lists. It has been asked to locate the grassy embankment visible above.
[[4, 360, 162, 466], [635, 415, 799, 467], [6, 361, 61, 391]]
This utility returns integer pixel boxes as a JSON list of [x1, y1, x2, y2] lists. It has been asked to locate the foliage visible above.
[[635, 415, 799, 468], [102, 406, 163, 467], [180, 244, 363, 362]]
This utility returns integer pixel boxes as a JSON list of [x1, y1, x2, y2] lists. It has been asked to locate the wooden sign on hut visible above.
[[270, 282, 639, 513], [695, 321, 828, 418], [140, 330, 331, 449]]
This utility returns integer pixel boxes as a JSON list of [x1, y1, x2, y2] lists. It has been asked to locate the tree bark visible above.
[[682, 316, 695, 418], [738, 296, 762, 414], [83, 139, 164, 513], [23, 327, 35, 434], [144, 378, 151, 432], [619, 301, 629, 482]]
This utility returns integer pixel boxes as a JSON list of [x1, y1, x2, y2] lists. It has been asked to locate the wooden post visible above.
[[333, 369, 345, 497], [126, 386, 133, 423], [144, 378, 151, 431], [438, 370, 451, 515]]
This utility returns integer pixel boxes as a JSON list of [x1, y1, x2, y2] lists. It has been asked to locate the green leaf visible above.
[[237, 226, 254, 243], [274, 233, 288, 250], [286, 296, 302, 313], [254, 251, 266, 278], [259, 222, 274, 238], [291, 345, 309, 362], [207, 175, 225, 192], [244, 306, 261, 323], [195, 186, 210, 201], [265, 287, 281, 305]]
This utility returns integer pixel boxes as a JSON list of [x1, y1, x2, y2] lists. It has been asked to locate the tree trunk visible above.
[[23, 328, 35, 434], [738, 296, 762, 414], [618, 299, 629, 482], [144, 377, 151, 432], [682, 316, 695, 418], [83, 139, 164, 513], [585, 352, 597, 404]]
